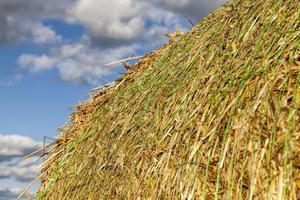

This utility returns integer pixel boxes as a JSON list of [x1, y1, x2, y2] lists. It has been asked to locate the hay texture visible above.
[[35, 0, 300, 199]]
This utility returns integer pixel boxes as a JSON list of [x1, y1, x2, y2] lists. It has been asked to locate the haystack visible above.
[[34, 0, 300, 199]]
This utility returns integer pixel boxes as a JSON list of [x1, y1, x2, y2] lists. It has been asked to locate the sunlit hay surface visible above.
[[36, 0, 300, 199]]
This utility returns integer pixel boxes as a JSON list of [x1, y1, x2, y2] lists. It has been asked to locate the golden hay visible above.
[[32, 0, 300, 199]]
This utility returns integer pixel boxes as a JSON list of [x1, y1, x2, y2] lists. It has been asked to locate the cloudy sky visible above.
[[0, 0, 227, 199]]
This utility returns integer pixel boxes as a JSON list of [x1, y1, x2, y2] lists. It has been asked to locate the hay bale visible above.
[[36, 0, 300, 199]]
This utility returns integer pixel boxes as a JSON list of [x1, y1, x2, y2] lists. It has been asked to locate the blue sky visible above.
[[0, 0, 227, 199], [0, 21, 89, 140]]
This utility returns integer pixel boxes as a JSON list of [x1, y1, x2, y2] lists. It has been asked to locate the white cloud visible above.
[[69, 0, 144, 45], [152, 0, 191, 8], [0, 135, 42, 199], [18, 54, 58, 72], [15, 0, 228, 84], [55, 43, 138, 85], [0, 185, 20, 200], [0, 0, 228, 45], [0, 135, 42, 162], [0, 156, 41, 182], [0, 0, 70, 44], [30, 23, 62, 44], [68, 0, 228, 46], [147, 0, 228, 19], [68, 0, 187, 46], [19, 39, 139, 84]]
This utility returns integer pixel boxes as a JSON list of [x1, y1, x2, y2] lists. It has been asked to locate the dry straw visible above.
[[26, 0, 300, 199]]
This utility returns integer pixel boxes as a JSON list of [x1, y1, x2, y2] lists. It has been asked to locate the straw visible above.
[[31, 0, 300, 199]]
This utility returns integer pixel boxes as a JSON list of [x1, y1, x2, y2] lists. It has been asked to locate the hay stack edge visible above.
[[34, 0, 300, 199]]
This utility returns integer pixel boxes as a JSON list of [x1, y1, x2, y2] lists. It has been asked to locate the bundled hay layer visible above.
[[36, 0, 300, 199]]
